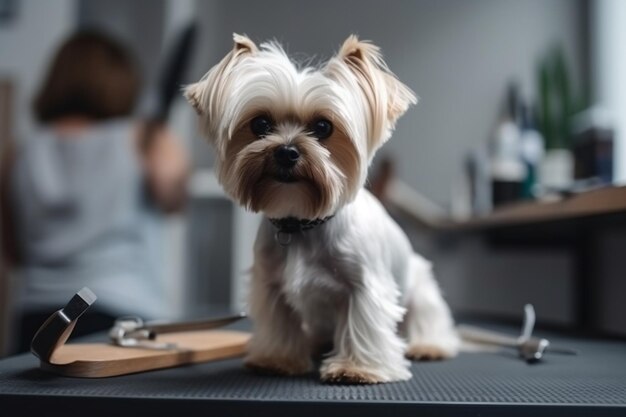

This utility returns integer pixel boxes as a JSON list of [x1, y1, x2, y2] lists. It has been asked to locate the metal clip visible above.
[[275, 230, 293, 246], [109, 312, 247, 350], [108, 317, 176, 350]]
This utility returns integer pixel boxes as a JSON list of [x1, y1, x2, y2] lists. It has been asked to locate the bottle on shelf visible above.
[[489, 83, 527, 208], [519, 104, 545, 199]]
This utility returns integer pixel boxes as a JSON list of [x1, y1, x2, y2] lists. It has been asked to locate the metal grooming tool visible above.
[[458, 304, 578, 363], [31, 287, 97, 363], [109, 312, 248, 349]]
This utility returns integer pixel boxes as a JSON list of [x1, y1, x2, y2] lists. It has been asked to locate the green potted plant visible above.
[[536, 45, 587, 192]]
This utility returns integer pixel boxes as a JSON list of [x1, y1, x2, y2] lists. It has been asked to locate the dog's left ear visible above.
[[327, 35, 417, 151]]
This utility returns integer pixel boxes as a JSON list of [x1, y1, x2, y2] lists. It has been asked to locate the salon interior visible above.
[[1, 0, 625, 358]]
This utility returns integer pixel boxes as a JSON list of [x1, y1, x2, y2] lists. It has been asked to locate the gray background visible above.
[[2, 0, 625, 346]]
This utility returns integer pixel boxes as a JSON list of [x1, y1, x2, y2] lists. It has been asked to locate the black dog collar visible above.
[[269, 216, 334, 246]]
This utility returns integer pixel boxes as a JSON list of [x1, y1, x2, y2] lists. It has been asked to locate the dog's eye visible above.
[[250, 116, 273, 138], [310, 119, 333, 140]]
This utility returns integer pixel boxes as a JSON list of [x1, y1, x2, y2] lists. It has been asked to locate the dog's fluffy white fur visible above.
[[185, 33, 460, 384]]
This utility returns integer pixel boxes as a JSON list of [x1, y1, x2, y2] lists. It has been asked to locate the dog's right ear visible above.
[[183, 81, 206, 115], [184, 33, 257, 116]]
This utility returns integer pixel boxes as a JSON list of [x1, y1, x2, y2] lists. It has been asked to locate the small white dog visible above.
[[185, 33, 459, 384]]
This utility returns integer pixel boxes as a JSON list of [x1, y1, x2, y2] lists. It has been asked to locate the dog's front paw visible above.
[[244, 355, 312, 376], [405, 343, 458, 361], [320, 359, 411, 384], [320, 361, 383, 384]]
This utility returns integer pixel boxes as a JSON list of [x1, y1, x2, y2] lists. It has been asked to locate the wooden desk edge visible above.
[[391, 185, 626, 232]]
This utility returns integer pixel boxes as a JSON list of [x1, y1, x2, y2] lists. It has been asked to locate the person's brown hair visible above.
[[33, 29, 141, 123]]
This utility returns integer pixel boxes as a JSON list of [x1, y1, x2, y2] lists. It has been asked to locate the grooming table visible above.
[[0, 320, 624, 417]]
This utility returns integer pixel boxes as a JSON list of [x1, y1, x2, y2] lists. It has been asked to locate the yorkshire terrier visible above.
[[185, 34, 459, 384]]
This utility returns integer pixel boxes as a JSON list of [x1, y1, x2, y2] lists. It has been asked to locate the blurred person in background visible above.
[[0, 29, 190, 353]]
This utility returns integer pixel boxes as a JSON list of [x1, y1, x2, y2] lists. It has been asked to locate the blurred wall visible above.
[[190, 0, 587, 210]]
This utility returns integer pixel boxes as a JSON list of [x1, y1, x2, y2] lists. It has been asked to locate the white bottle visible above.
[[519, 104, 545, 199], [490, 117, 527, 207]]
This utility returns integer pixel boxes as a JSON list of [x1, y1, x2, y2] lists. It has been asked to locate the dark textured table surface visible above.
[[1, 320, 625, 417]]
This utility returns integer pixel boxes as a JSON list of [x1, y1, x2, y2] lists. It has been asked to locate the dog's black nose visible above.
[[274, 145, 300, 168]]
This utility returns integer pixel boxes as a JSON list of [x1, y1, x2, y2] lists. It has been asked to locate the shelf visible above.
[[386, 182, 626, 233], [445, 184, 626, 231]]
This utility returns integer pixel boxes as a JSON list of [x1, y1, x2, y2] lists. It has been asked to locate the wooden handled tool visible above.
[[31, 288, 251, 378]]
